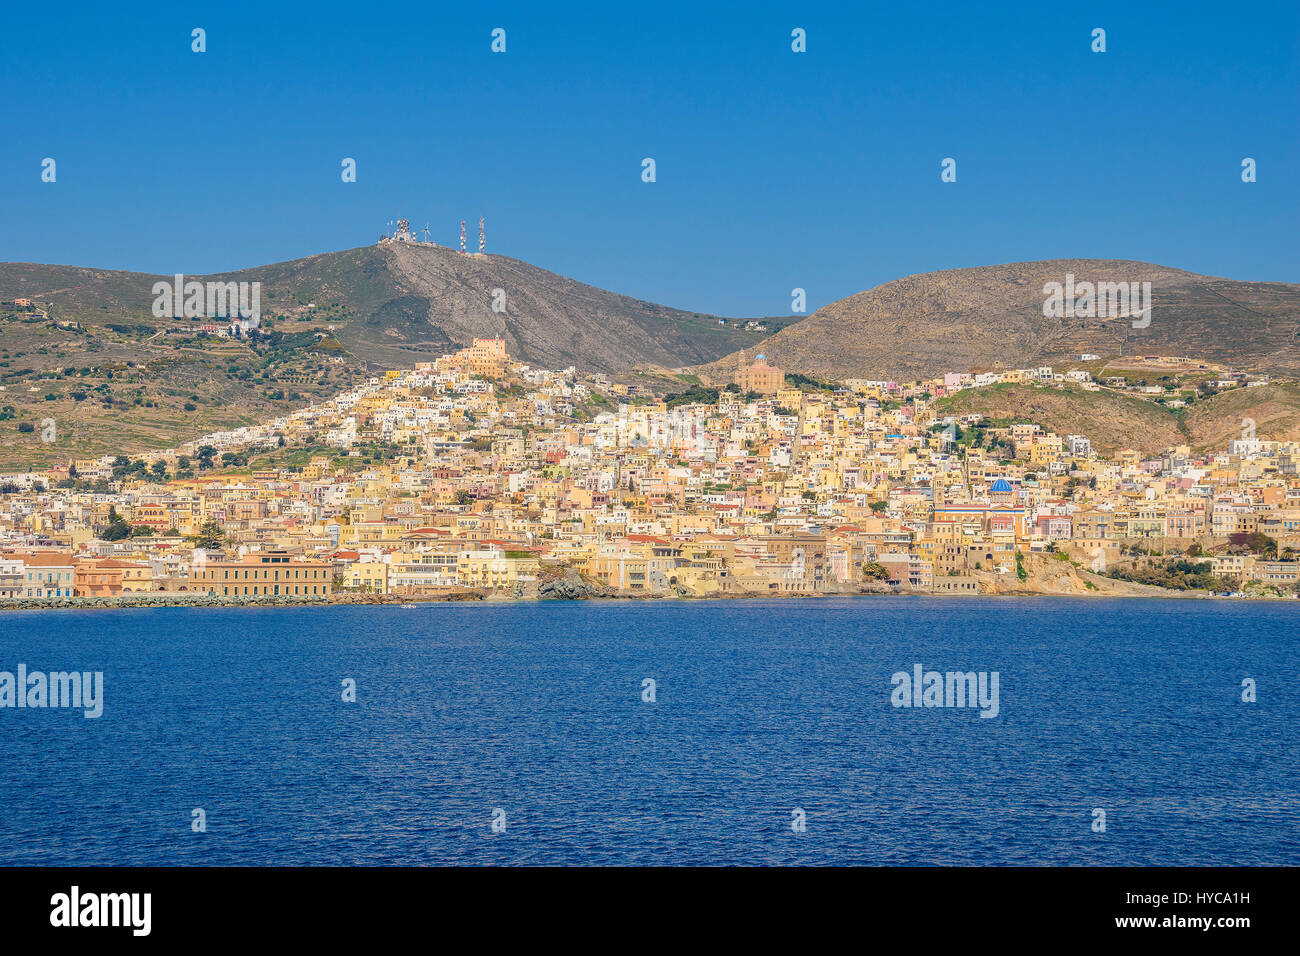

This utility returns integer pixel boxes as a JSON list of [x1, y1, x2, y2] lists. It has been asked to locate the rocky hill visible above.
[[933, 381, 1300, 456], [697, 259, 1300, 382], [0, 244, 791, 468], [0, 243, 791, 375]]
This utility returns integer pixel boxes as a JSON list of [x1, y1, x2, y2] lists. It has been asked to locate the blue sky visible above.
[[2, 1, 1296, 316]]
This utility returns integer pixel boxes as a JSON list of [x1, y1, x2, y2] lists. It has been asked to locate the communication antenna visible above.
[[459, 220, 466, 254], [478, 217, 485, 253], [423, 223, 431, 242]]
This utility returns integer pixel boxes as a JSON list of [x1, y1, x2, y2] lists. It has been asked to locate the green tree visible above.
[[192, 520, 226, 550], [101, 506, 132, 541]]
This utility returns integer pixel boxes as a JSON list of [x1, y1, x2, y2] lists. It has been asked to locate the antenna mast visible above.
[[459, 220, 466, 254], [478, 217, 485, 254]]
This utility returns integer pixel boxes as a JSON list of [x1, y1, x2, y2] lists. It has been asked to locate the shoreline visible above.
[[2, 587, 1294, 613]]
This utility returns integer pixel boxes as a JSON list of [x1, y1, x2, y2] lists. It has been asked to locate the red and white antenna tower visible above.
[[478, 217, 485, 253], [459, 220, 466, 254]]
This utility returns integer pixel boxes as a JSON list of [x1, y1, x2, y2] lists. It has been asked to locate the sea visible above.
[[1, 597, 1296, 865]]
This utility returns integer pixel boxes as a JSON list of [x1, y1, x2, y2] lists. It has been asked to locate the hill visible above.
[[0, 244, 791, 468], [696, 259, 1300, 383], [933, 381, 1300, 456], [0, 243, 791, 374]]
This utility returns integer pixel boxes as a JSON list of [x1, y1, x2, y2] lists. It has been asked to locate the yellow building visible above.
[[457, 548, 540, 589], [587, 547, 650, 590], [191, 551, 333, 597], [344, 560, 389, 593], [457, 338, 508, 377], [120, 562, 154, 592]]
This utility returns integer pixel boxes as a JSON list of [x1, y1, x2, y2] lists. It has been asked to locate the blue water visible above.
[[1, 597, 1296, 865]]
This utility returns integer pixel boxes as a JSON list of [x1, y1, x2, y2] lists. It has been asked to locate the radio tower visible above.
[[423, 223, 430, 242], [459, 220, 466, 254], [478, 217, 485, 254]]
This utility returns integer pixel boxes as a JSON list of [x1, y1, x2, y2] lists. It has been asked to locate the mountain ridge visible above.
[[695, 258, 1300, 383], [0, 244, 791, 374]]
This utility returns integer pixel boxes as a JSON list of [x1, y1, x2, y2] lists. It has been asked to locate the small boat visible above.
[[400, 603, 417, 609]]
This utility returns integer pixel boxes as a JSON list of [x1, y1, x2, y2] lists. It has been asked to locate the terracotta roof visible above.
[[17, 552, 77, 566]]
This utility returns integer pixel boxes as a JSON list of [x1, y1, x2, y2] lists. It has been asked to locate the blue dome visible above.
[[990, 478, 1013, 492]]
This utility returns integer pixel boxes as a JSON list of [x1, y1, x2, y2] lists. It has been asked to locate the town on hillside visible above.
[[2, 340, 1298, 604]]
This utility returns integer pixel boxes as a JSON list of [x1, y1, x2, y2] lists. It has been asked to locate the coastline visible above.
[[1, 586, 1290, 613]]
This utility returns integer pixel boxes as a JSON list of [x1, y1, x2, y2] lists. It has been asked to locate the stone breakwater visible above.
[[1, 581, 1272, 612], [0, 592, 489, 612]]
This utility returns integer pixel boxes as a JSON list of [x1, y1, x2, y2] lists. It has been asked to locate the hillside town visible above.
[[2, 339, 1298, 605]]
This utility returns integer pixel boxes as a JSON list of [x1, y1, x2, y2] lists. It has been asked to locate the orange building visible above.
[[734, 354, 784, 395], [190, 550, 333, 598], [74, 558, 139, 597]]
